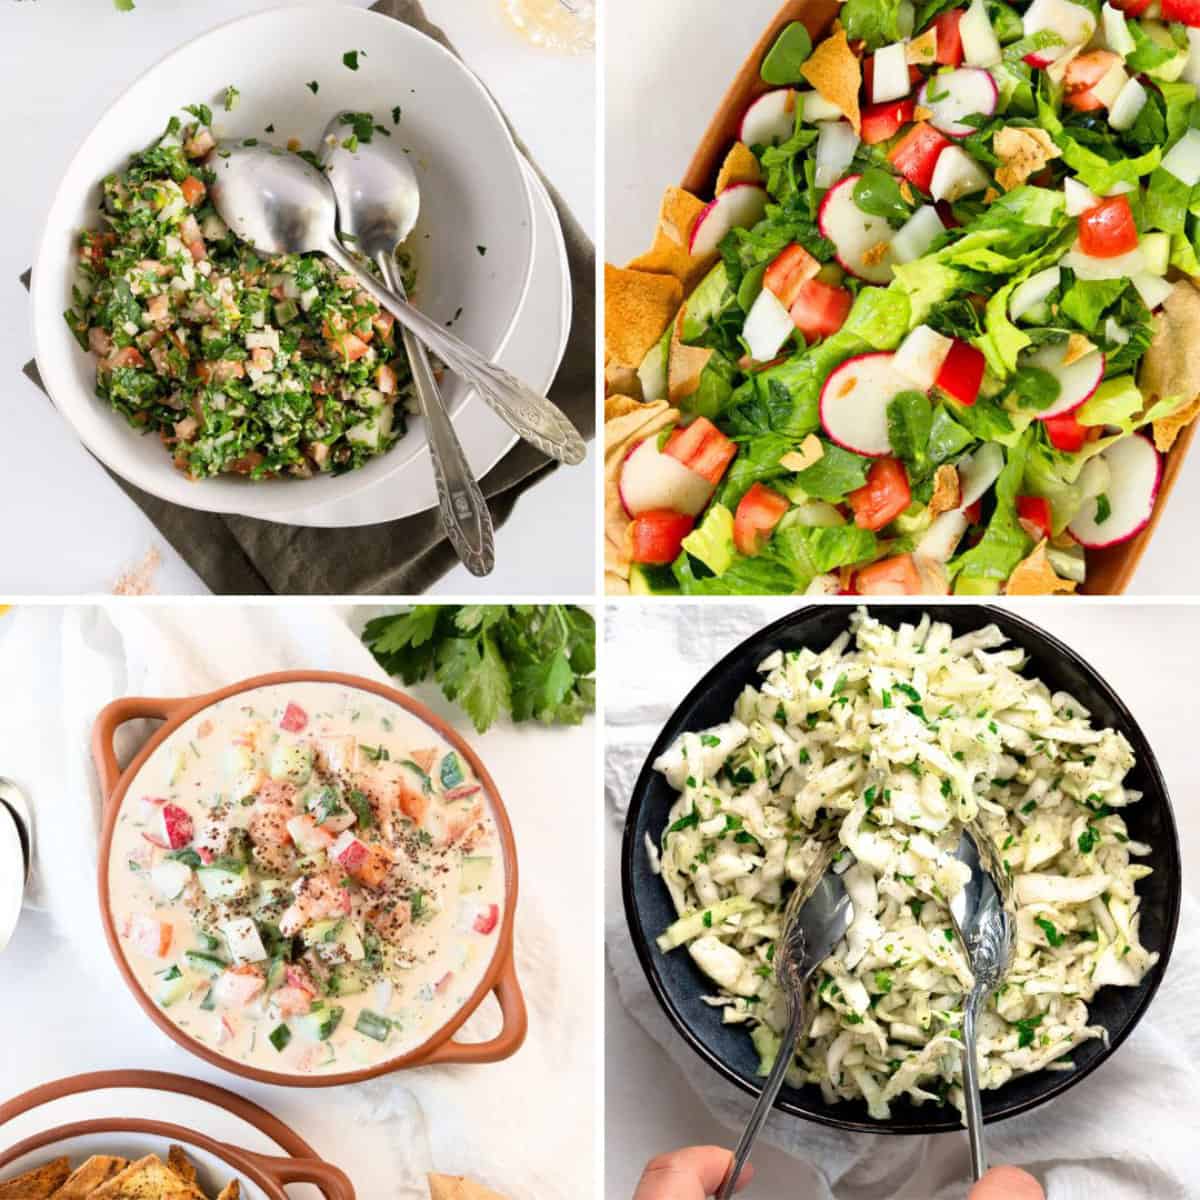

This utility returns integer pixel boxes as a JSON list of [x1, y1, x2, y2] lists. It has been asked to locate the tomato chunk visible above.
[[1064, 50, 1121, 112], [861, 97, 916, 146], [180, 175, 207, 206], [888, 123, 952, 193], [855, 554, 924, 595], [963, 498, 983, 524], [789, 279, 853, 343], [1162, 0, 1200, 22], [1078, 196, 1139, 259], [1043, 410, 1088, 452], [936, 339, 985, 406], [933, 10, 965, 65], [763, 243, 820, 307], [847, 457, 912, 532], [733, 483, 790, 556], [664, 417, 738, 484], [631, 509, 695, 564], [1016, 494, 1052, 540]]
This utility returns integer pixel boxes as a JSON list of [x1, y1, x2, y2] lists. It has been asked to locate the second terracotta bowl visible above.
[[92, 670, 527, 1088]]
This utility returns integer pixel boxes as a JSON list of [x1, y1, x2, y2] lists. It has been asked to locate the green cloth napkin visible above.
[[21, 0, 593, 594]]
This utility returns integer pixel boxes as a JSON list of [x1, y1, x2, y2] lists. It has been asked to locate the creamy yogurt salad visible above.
[[107, 681, 505, 1076]]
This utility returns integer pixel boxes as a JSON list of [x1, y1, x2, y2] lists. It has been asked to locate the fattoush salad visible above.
[[605, 0, 1200, 595]]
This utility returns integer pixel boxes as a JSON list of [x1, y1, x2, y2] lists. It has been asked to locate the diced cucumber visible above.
[[266, 956, 289, 990], [459, 855, 494, 895], [257, 879, 287, 911], [410, 889, 439, 926], [656, 895, 755, 951], [347, 403, 395, 449], [439, 751, 465, 791], [223, 917, 268, 964], [1142, 232, 1170, 276], [751, 1024, 782, 1076], [354, 1008, 392, 1042], [196, 864, 249, 900], [151, 860, 192, 900], [157, 967, 191, 1008], [629, 563, 680, 595], [269, 1023, 292, 1053], [304, 919, 366, 962], [270, 740, 313, 784], [303, 919, 341, 947], [636, 326, 671, 403], [337, 922, 366, 961], [680, 262, 731, 343], [327, 965, 368, 996], [274, 299, 299, 325], [184, 950, 228, 977], [199, 986, 216, 1012], [296, 1004, 345, 1042]]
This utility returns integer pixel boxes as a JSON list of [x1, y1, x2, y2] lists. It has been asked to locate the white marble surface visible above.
[[604, 600, 1200, 1199], [605, 0, 1200, 596], [0, 0, 595, 596]]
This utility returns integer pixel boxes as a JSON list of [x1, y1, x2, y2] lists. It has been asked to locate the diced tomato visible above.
[[664, 417, 738, 484], [129, 915, 173, 959], [733, 483, 790, 556], [763, 243, 820, 308], [964, 498, 983, 523], [862, 56, 923, 98], [180, 175, 207, 206], [1043, 410, 1089, 452], [474, 903, 500, 935], [789, 279, 853, 343], [631, 509, 695, 565], [855, 554, 924, 595], [1016, 494, 1052, 540], [1064, 51, 1122, 112], [335, 332, 371, 362], [861, 97, 916, 146], [847, 457, 912, 531], [109, 346, 145, 369], [280, 702, 308, 732], [1162, 0, 1200, 22], [933, 10, 965, 65], [935, 339, 985, 406], [888, 123, 952, 194], [1115, 0, 1154, 12], [1078, 196, 1139, 259]]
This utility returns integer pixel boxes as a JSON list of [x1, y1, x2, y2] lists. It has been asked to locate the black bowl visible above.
[[621, 603, 1181, 1135]]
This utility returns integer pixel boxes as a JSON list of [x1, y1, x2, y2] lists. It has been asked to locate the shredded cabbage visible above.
[[652, 609, 1158, 1119]]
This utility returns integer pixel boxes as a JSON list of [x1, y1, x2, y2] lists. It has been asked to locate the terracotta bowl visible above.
[[676, 0, 1198, 594], [0, 1069, 354, 1199], [92, 671, 527, 1088]]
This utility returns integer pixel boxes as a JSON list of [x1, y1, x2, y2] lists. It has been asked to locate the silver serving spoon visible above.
[[0, 778, 32, 883], [207, 144, 586, 466], [319, 118, 494, 577], [949, 825, 1016, 1183], [716, 846, 855, 1200]]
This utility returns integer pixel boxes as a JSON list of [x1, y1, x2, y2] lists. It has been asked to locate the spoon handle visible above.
[[375, 254, 495, 578], [961, 999, 987, 1182], [716, 995, 806, 1200], [324, 243, 586, 466]]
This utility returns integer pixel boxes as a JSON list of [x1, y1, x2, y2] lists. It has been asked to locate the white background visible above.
[[0, 0, 595, 596], [605, 600, 1200, 1199], [605, 0, 1200, 596]]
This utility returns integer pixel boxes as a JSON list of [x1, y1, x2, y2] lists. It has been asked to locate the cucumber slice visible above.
[[296, 1004, 345, 1042], [196, 864, 248, 900], [184, 950, 228, 978], [629, 563, 680, 596], [269, 741, 313, 784], [326, 965, 368, 996], [156, 967, 191, 1008], [269, 1023, 292, 1053], [459, 855, 494, 895], [354, 1009, 392, 1043]]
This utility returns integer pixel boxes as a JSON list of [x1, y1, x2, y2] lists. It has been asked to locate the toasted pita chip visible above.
[[912, 105, 933, 122], [166, 1148, 198, 1188], [606, 569, 632, 595], [928, 464, 962, 517], [0, 1159, 72, 1199], [907, 27, 938, 64], [1063, 333, 1096, 367], [1006, 540, 1077, 595], [1141, 279, 1200, 450], [715, 141, 764, 193], [48, 1156, 129, 1198], [605, 393, 643, 421], [626, 187, 714, 293], [605, 264, 682, 368], [801, 28, 861, 132], [428, 1173, 510, 1200], [983, 186, 1000, 204], [668, 338, 713, 402], [779, 433, 824, 473], [216, 1183, 241, 1200], [605, 360, 641, 398], [89, 1154, 203, 1199], [993, 126, 1061, 192]]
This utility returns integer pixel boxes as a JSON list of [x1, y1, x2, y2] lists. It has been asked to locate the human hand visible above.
[[968, 1166, 1045, 1199], [633, 1146, 754, 1199]]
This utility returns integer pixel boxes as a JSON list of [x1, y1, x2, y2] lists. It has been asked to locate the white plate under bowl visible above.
[[30, 3, 535, 520], [280, 157, 572, 528], [0, 803, 27, 955]]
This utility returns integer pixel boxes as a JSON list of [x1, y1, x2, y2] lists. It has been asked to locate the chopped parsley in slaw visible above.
[[651, 609, 1158, 1118]]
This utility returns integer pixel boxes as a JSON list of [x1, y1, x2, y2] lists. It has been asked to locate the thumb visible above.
[[968, 1166, 1045, 1200], [633, 1147, 755, 1200]]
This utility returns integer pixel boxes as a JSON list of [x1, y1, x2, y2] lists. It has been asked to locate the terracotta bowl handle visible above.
[[91, 696, 191, 810], [423, 955, 528, 1066], [226, 1147, 355, 1199]]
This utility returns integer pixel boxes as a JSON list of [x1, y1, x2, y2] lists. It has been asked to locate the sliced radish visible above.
[[958, 442, 1005, 508], [1108, 76, 1147, 130], [797, 90, 846, 122], [740, 89, 797, 147], [814, 121, 861, 189], [819, 352, 914, 456], [1064, 176, 1100, 215], [1161, 128, 1200, 186], [1131, 272, 1174, 309], [918, 68, 998, 137], [1009, 266, 1061, 321], [817, 175, 894, 283], [961, 0, 1003, 66], [916, 508, 970, 562], [1067, 433, 1160, 547], [619, 437, 715, 518], [891, 205, 946, 263], [1062, 239, 1146, 279], [689, 184, 769, 256], [742, 286, 796, 362], [873, 42, 913, 103], [894, 324, 954, 389], [1023, 0, 1097, 63], [1102, 2, 1137, 55], [1024, 341, 1106, 418], [929, 144, 990, 201]]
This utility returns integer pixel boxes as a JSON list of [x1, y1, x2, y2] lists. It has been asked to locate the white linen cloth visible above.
[[0, 604, 594, 1200], [605, 601, 1200, 1200]]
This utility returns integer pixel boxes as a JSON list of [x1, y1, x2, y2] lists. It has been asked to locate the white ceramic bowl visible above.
[[30, 4, 535, 518]]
